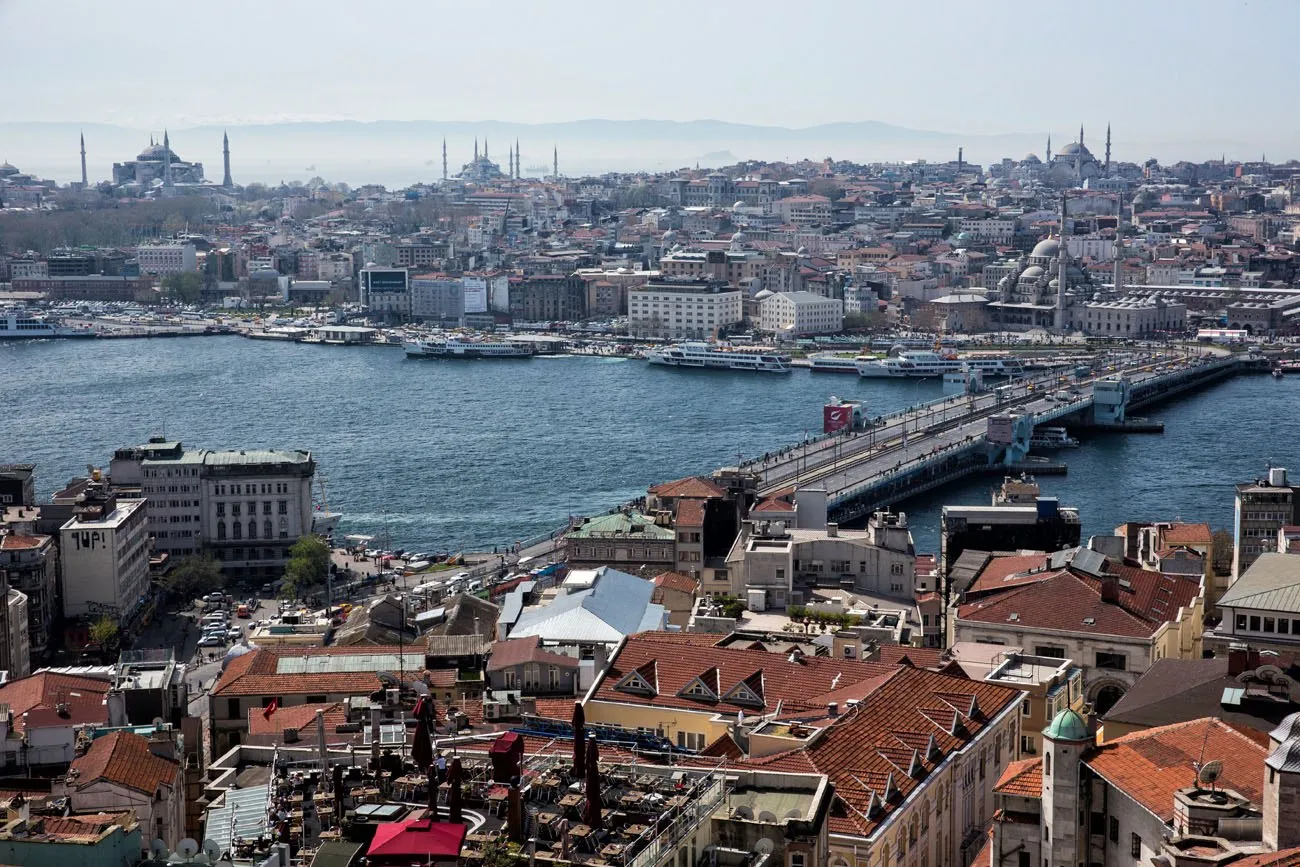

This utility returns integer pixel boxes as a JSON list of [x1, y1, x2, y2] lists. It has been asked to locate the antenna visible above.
[[150, 838, 168, 859], [1197, 759, 1223, 791], [202, 838, 223, 860], [176, 838, 200, 860]]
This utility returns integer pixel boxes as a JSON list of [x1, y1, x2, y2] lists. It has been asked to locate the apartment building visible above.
[[59, 482, 149, 626], [758, 290, 844, 336], [359, 266, 411, 320], [0, 531, 57, 660], [1233, 468, 1297, 581], [627, 277, 742, 340], [135, 244, 197, 275]]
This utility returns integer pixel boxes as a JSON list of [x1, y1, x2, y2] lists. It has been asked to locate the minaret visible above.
[[222, 131, 232, 187], [1104, 124, 1112, 174], [442, 138, 448, 180], [957, 146, 963, 173], [474, 138, 479, 161], [553, 145, 558, 179], [515, 138, 520, 178], [1046, 134, 1052, 163], [1079, 124, 1085, 149], [508, 144, 514, 178], [163, 129, 172, 185], [1055, 193, 1069, 331], [79, 132, 87, 186], [484, 139, 489, 160]]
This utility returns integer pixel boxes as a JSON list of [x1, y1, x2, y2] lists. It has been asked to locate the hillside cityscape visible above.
[[6, 48, 1300, 867]]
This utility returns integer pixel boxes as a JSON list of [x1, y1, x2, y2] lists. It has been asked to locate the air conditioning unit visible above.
[[385, 688, 400, 706]]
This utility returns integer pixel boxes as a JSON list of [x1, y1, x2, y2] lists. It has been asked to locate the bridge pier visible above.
[[1091, 376, 1131, 425]]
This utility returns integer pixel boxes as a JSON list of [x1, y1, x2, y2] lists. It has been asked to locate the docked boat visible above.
[[0, 308, 95, 339], [645, 342, 792, 373], [857, 349, 1025, 379], [404, 337, 533, 359], [809, 353, 872, 374], [1029, 426, 1080, 449], [1273, 367, 1285, 380]]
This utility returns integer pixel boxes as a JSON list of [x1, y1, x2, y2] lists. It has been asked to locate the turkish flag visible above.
[[262, 698, 279, 721]]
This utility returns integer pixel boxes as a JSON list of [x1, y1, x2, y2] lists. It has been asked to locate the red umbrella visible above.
[[572, 702, 586, 777], [584, 738, 602, 830], [448, 757, 464, 824], [411, 699, 433, 772]]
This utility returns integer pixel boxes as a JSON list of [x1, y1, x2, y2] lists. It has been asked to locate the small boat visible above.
[[857, 348, 1025, 379], [1273, 367, 1285, 380], [1029, 426, 1080, 449]]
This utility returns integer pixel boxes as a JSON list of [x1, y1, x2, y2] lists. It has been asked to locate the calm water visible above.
[[4, 336, 1295, 554]]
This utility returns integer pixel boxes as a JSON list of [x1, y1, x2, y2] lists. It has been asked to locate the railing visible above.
[[625, 776, 727, 867]]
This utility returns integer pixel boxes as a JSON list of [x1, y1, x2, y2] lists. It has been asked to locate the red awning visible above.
[[367, 820, 466, 860]]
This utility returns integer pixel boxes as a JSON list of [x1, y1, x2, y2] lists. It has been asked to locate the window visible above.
[[891, 563, 904, 575], [1021, 735, 1034, 753], [216, 502, 225, 517], [227, 698, 240, 718], [305, 694, 327, 703], [1281, 619, 1290, 635], [1131, 834, 1142, 858], [248, 521, 257, 540], [1109, 816, 1118, 843], [1045, 753, 1050, 774], [264, 520, 273, 539], [1095, 651, 1127, 671], [1265, 617, 1276, 633], [232, 503, 242, 517], [1034, 646, 1066, 659], [232, 522, 242, 540], [217, 521, 226, 540], [1251, 616, 1262, 631], [263, 501, 272, 515], [1236, 614, 1247, 630], [1022, 699, 1031, 716]]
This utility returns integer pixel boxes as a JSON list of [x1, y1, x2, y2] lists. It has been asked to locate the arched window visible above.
[[216, 521, 226, 540], [879, 844, 890, 867], [263, 520, 273, 539], [232, 522, 242, 540], [1045, 752, 1051, 775], [248, 521, 257, 539]]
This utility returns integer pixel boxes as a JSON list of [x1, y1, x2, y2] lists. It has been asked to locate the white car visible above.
[[198, 636, 225, 648]]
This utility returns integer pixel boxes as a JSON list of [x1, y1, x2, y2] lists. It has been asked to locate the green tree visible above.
[[89, 615, 119, 647], [282, 536, 331, 599], [164, 555, 223, 600], [162, 271, 203, 303]]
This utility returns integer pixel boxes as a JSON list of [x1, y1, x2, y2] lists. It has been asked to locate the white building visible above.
[[627, 278, 743, 340], [758, 290, 844, 336], [135, 244, 197, 275], [959, 217, 1017, 244], [1079, 297, 1187, 337], [59, 484, 149, 625], [317, 252, 354, 284], [1065, 236, 1117, 261], [359, 266, 410, 320], [109, 439, 315, 581]]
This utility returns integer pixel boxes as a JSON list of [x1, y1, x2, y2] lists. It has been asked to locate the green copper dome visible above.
[[1043, 708, 1090, 741]]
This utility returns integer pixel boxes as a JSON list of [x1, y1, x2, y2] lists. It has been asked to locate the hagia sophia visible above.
[[111, 131, 206, 187]]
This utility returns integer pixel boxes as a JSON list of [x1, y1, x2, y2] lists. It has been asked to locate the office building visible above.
[[59, 481, 149, 627], [627, 277, 743, 340], [359, 266, 411, 321], [1233, 468, 1297, 581], [135, 244, 197, 275], [758, 290, 844, 336]]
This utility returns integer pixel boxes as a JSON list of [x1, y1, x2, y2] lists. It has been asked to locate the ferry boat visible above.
[[856, 349, 1025, 379], [809, 354, 872, 374], [0, 308, 94, 339], [404, 337, 533, 359], [1029, 426, 1080, 449], [645, 342, 792, 373]]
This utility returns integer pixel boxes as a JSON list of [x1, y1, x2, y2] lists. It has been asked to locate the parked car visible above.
[[227, 627, 243, 640], [198, 636, 225, 648]]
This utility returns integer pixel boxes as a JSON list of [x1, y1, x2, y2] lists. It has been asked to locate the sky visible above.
[[2, 0, 1298, 177]]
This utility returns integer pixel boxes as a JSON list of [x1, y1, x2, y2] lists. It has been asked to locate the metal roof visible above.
[[1218, 553, 1300, 613], [206, 782, 271, 855], [275, 652, 425, 675]]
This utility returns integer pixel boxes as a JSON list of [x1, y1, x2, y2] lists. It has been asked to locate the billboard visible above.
[[986, 415, 1015, 444], [363, 269, 408, 293], [462, 276, 488, 314], [824, 403, 853, 434]]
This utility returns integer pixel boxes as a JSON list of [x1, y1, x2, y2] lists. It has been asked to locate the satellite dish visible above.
[[377, 671, 401, 686], [754, 839, 775, 856], [202, 839, 223, 860], [152, 717, 166, 728], [411, 680, 430, 696], [177, 838, 200, 860], [1198, 760, 1224, 788], [150, 838, 169, 859]]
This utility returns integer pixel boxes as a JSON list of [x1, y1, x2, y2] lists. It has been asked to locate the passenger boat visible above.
[[1029, 426, 1080, 449], [0, 308, 94, 339], [645, 342, 792, 373], [809, 354, 872, 374], [857, 349, 1025, 379], [404, 337, 533, 359]]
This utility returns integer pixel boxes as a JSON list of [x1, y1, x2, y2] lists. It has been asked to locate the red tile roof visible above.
[[993, 757, 1042, 797], [799, 667, 1023, 838], [652, 572, 699, 595], [957, 567, 1200, 638], [530, 697, 579, 721], [246, 701, 349, 737], [675, 498, 707, 527], [486, 637, 579, 672], [212, 645, 414, 698], [591, 632, 900, 716], [874, 645, 950, 670], [70, 731, 179, 796], [1162, 523, 1213, 546], [1084, 718, 1265, 823], [648, 476, 725, 499], [0, 672, 109, 732], [965, 554, 1051, 595], [0, 534, 49, 550], [751, 496, 796, 514]]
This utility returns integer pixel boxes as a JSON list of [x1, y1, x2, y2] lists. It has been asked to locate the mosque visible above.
[[986, 234, 1095, 330], [112, 132, 205, 186], [1017, 124, 1112, 188], [458, 138, 508, 184]]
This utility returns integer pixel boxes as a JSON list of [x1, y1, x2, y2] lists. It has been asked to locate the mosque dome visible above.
[[662, 229, 678, 244], [730, 230, 747, 247], [222, 640, 258, 670], [953, 231, 973, 245], [1030, 238, 1061, 260], [1022, 153, 1042, 164], [1058, 142, 1093, 158], [733, 201, 745, 212], [137, 144, 179, 162], [1043, 708, 1090, 741], [1018, 265, 1045, 282], [0, 161, 18, 177], [797, 246, 809, 256]]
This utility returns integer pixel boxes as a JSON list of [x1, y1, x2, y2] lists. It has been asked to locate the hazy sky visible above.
[[3, 0, 1297, 145]]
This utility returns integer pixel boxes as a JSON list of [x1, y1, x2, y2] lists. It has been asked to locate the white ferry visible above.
[[0, 308, 94, 339], [808, 354, 872, 374], [645, 342, 792, 373], [1029, 426, 1080, 449], [404, 337, 533, 359], [856, 350, 1024, 379]]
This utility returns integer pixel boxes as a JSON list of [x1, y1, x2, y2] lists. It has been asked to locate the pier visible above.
[[742, 349, 1262, 524]]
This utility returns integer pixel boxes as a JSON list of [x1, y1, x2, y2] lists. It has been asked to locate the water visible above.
[[3, 336, 1295, 554]]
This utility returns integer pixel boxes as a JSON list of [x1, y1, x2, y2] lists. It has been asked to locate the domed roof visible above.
[[222, 640, 258, 669], [1019, 265, 1045, 281], [733, 201, 745, 212], [137, 144, 179, 162], [730, 230, 747, 246], [0, 161, 18, 176], [953, 231, 973, 244], [796, 246, 809, 256], [1059, 142, 1092, 158], [1030, 238, 1061, 260], [1043, 708, 1090, 741], [1022, 153, 1042, 164], [661, 229, 678, 242]]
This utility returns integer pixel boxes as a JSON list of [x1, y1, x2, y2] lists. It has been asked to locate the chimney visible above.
[[1227, 646, 1260, 676], [105, 690, 127, 728], [1100, 575, 1120, 604], [828, 702, 839, 718], [827, 523, 839, 538]]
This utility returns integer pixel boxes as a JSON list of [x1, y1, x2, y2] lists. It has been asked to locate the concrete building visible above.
[[59, 482, 149, 627], [0, 812, 142, 867], [60, 730, 185, 850], [0, 464, 35, 507], [509, 275, 587, 322], [484, 636, 580, 695], [758, 290, 844, 337], [563, 512, 675, 571], [1079, 296, 1187, 337], [410, 274, 464, 324], [724, 512, 915, 612], [359, 266, 411, 321], [627, 277, 743, 340], [1233, 468, 1297, 581], [135, 244, 197, 275], [110, 438, 315, 580], [0, 531, 57, 661], [1207, 553, 1300, 655]]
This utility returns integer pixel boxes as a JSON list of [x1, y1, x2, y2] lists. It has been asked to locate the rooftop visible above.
[[70, 730, 178, 795], [1218, 553, 1300, 613]]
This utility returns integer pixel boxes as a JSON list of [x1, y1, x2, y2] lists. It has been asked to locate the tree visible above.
[[164, 555, 223, 600], [1211, 528, 1235, 577], [89, 615, 119, 647], [162, 272, 203, 304], [283, 536, 331, 599]]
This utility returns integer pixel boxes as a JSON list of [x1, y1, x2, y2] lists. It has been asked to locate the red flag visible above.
[[413, 696, 426, 720], [262, 698, 279, 721]]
